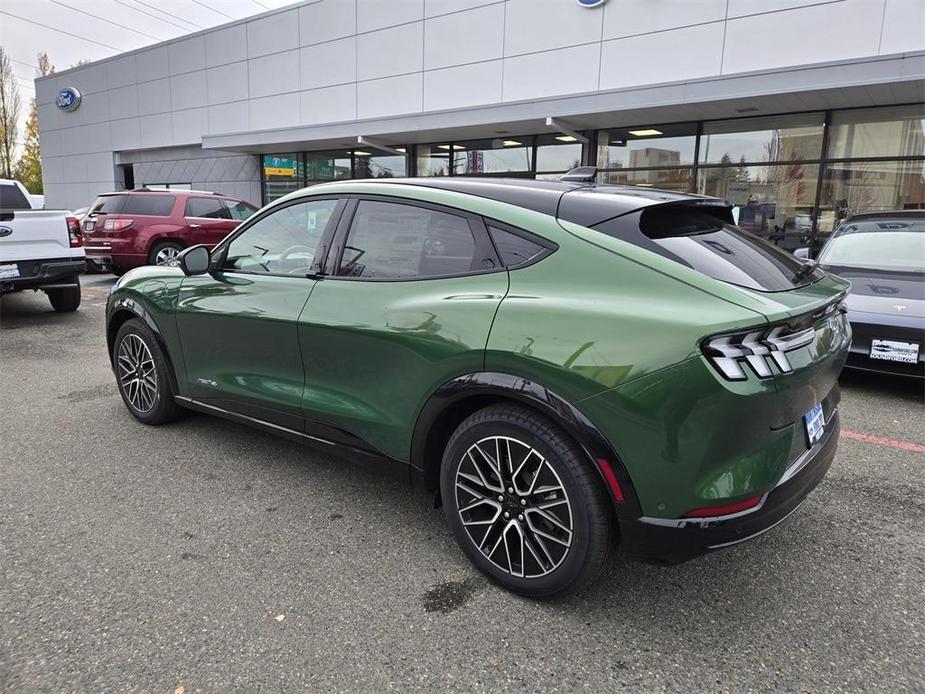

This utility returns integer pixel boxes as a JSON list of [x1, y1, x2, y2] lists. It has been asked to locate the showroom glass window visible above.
[[225, 199, 339, 274], [337, 201, 478, 279], [417, 144, 453, 176], [353, 151, 407, 179], [305, 151, 351, 185], [818, 105, 925, 231], [535, 134, 582, 180], [696, 114, 824, 247], [596, 123, 696, 193], [453, 137, 532, 176], [263, 154, 304, 203], [700, 113, 824, 165]]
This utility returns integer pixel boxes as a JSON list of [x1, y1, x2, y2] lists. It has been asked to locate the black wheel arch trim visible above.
[[106, 295, 180, 394], [411, 372, 642, 519]]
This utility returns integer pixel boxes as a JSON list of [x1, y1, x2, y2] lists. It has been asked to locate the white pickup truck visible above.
[[0, 179, 85, 312]]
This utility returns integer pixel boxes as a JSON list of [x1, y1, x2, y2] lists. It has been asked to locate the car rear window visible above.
[[122, 195, 175, 216], [0, 183, 32, 210], [89, 195, 126, 214], [591, 204, 815, 292]]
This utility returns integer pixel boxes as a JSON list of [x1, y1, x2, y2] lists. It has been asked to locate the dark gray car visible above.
[[809, 211, 924, 378]]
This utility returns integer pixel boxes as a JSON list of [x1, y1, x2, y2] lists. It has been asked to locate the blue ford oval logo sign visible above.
[[577, 0, 606, 6], [55, 87, 82, 112]]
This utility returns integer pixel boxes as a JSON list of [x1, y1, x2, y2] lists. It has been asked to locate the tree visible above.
[[38, 52, 55, 77], [0, 47, 22, 179], [14, 102, 41, 192], [735, 155, 751, 183], [14, 53, 54, 193]]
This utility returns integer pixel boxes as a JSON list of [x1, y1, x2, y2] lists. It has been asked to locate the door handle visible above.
[[189, 224, 202, 229]]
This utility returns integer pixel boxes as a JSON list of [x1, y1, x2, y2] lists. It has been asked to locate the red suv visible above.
[[82, 188, 258, 273]]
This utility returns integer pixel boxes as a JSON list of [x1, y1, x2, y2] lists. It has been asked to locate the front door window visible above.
[[225, 199, 339, 275]]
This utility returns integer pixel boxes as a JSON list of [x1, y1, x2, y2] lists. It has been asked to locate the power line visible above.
[[128, 0, 206, 30], [47, 0, 166, 42], [0, 10, 125, 52], [111, 0, 198, 33], [9, 57, 39, 71], [191, 0, 237, 21], [250, 0, 271, 8]]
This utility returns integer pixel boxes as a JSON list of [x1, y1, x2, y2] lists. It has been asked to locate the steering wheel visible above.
[[278, 245, 315, 275]]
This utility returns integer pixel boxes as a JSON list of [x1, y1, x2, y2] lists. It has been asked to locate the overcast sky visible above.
[[1, 0, 298, 152]]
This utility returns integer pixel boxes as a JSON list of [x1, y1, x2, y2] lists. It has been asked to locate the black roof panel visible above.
[[369, 177, 728, 226]]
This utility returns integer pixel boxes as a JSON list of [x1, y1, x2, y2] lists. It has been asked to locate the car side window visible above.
[[337, 200, 479, 279], [122, 195, 176, 216], [488, 226, 547, 267], [224, 198, 338, 275], [225, 200, 258, 221], [186, 197, 231, 219]]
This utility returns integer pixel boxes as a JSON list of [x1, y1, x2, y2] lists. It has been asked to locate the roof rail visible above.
[[559, 166, 597, 183]]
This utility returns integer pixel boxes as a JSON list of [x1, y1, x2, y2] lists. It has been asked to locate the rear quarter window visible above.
[[122, 195, 176, 216], [488, 225, 550, 267]]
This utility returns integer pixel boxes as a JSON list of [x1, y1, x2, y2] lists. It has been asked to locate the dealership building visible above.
[[35, 0, 924, 236]]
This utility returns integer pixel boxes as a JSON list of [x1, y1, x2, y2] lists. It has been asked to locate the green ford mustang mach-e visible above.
[[106, 174, 851, 597]]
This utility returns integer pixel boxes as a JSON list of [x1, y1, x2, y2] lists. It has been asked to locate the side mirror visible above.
[[177, 244, 210, 275], [793, 247, 811, 260]]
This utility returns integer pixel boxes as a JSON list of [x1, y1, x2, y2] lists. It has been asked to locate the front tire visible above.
[[113, 319, 182, 425], [440, 404, 614, 598], [46, 279, 81, 312]]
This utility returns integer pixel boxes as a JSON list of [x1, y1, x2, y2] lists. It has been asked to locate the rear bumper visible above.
[[619, 410, 840, 564], [0, 258, 85, 293], [84, 240, 145, 269]]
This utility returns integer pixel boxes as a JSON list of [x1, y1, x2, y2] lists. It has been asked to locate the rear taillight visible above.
[[702, 324, 815, 380], [103, 218, 134, 231], [66, 216, 83, 247], [684, 494, 763, 518]]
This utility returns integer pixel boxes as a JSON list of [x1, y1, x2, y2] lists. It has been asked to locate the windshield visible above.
[[819, 220, 924, 272]]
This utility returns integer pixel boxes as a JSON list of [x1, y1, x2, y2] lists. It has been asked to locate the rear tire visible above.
[[149, 241, 184, 266], [113, 318, 182, 425], [46, 280, 81, 312], [440, 404, 614, 599]]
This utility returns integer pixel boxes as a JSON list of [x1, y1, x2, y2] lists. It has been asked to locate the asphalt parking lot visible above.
[[2, 274, 923, 693]]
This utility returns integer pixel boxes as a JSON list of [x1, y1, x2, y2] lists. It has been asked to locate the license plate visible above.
[[0, 263, 19, 279], [84, 220, 95, 231], [870, 338, 920, 364], [804, 402, 825, 447]]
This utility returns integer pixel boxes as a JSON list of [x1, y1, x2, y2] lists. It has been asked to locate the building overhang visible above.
[[201, 52, 924, 155]]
